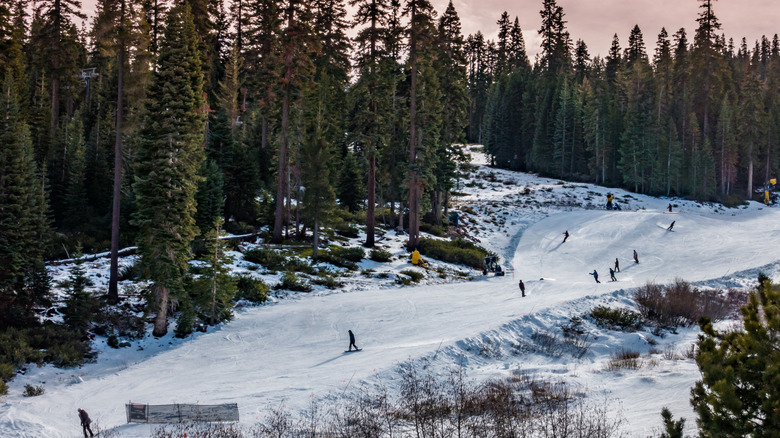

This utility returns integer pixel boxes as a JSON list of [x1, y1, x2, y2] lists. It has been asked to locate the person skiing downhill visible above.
[[562, 230, 569, 243], [518, 280, 526, 297], [667, 221, 675, 231], [590, 270, 600, 283], [614, 258, 620, 272], [348, 330, 359, 351], [77, 408, 94, 438], [609, 268, 617, 281], [633, 249, 639, 264]]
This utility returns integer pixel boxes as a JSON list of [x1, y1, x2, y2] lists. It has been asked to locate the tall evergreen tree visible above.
[[133, 3, 206, 337], [0, 70, 51, 327]]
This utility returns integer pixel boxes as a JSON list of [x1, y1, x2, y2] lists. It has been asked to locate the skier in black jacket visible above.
[[348, 330, 359, 351], [77, 408, 94, 437], [590, 270, 600, 283], [614, 258, 620, 272]]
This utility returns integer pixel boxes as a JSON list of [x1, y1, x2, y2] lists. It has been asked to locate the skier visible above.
[[614, 257, 620, 272], [668, 203, 673, 212], [589, 269, 600, 283], [77, 408, 94, 438], [667, 221, 675, 231], [518, 280, 526, 297], [609, 268, 617, 282], [633, 249, 639, 264], [348, 330, 359, 351], [562, 230, 569, 243]]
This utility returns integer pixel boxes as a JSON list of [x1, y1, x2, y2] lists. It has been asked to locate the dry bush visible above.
[[635, 280, 746, 330], [606, 349, 642, 371]]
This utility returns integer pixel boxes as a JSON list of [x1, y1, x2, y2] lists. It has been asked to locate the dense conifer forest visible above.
[[1, 0, 779, 409]]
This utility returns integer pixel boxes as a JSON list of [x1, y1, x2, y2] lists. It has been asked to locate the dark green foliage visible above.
[[133, 3, 206, 337], [62, 253, 97, 335], [275, 272, 312, 292], [23, 383, 45, 397], [312, 274, 342, 289], [194, 159, 225, 236], [316, 251, 359, 271], [659, 407, 685, 438], [283, 258, 317, 275], [399, 269, 424, 283], [174, 297, 196, 338], [234, 276, 269, 303], [0, 70, 51, 327], [0, 323, 92, 371], [190, 219, 238, 326], [417, 238, 489, 269], [329, 246, 365, 262], [369, 248, 393, 262], [242, 248, 286, 271], [337, 151, 365, 212], [588, 306, 642, 331], [691, 274, 780, 436]]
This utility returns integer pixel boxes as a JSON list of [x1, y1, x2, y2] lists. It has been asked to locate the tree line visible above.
[[478, 0, 780, 203]]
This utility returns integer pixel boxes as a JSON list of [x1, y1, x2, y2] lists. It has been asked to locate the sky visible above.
[[78, 0, 780, 60]]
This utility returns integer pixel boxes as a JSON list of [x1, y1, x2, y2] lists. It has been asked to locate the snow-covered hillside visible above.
[[2, 146, 779, 437]]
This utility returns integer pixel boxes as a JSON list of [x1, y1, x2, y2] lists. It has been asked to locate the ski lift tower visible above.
[[78, 68, 99, 99]]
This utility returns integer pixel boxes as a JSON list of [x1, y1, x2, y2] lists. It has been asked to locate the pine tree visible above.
[[658, 407, 685, 438], [691, 274, 780, 436], [0, 70, 51, 326], [133, 3, 206, 337], [301, 130, 336, 259], [191, 217, 237, 327], [62, 247, 97, 335], [194, 158, 225, 236], [337, 151, 365, 212]]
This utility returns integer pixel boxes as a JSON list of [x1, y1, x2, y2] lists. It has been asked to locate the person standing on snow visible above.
[[348, 330, 359, 351], [562, 230, 569, 243], [77, 408, 94, 438], [609, 268, 617, 281], [614, 258, 620, 272], [668, 203, 673, 212], [518, 280, 526, 297], [633, 249, 639, 264], [590, 270, 600, 283]]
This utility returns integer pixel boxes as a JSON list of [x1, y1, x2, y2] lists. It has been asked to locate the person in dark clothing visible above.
[[590, 270, 600, 283], [518, 280, 526, 297], [667, 221, 675, 231], [562, 230, 569, 243], [668, 203, 673, 212], [633, 249, 639, 264], [609, 268, 617, 281], [77, 408, 94, 438], [614, 258, 620, 272], [348, 330, 359, 351]]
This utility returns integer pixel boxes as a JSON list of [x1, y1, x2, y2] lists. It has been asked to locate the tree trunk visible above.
[[152, 284, 169, 337], [747, 145, 753, 200], [108, 2, 126, 302], [365, 150, 376, 247], [273, 46, 293, 243], [312, 215, 319, 260], [407, 7, 419, 251]]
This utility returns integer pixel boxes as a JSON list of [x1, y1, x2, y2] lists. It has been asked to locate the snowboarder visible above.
[[348, 330, 359, 351], [668, 203, 673, 212], [667, 221, 675, 231], [77, 408, 94, 438], [518, 280, 526, 297], [633, 249, 639, 264], [609, 268, 617, 282], [562, 230, 569, 243], [590, 269, 600, 283], [614, 258, 620, 272]]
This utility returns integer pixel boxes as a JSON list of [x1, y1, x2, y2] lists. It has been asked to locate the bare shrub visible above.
[[151, 422, 244, 438], [635, 279, 747, 329], [606, 349, 642, 371]]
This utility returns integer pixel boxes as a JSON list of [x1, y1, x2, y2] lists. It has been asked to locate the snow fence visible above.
[[125, 403, 239, 423]]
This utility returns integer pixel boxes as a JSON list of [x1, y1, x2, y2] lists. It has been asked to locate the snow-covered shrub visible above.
[[312, 274, 342, 290], [369, 248, 392, 262], [329, 246, 364, 262], [316, 251, 358, 271], [282, 258, 316, 275]]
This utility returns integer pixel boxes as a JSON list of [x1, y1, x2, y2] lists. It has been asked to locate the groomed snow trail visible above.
[[3, 159, 780, 437]]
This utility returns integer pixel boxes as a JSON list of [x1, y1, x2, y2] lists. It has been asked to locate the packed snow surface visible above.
[[2, 146, 780, 437]]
